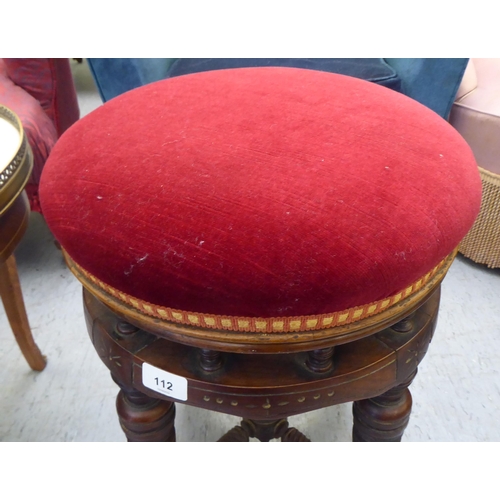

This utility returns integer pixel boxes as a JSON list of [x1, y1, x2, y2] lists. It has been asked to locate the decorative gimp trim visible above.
[[68, 252, 455, 333]]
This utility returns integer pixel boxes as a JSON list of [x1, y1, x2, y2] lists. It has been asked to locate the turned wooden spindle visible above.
[[115, 320, 140, 337], [199, 348, 224, 372], [306, 347, 335, 373], [391, 313, 415, 333]]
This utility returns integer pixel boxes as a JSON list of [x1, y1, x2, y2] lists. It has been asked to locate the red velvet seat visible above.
[[40, 67, 481, 332], [39, 67, 482, 441]]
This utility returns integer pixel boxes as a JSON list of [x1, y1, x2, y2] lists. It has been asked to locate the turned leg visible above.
[[352, 371, 417, 442], [116, 385, 177, 442], [0, 254, 46, 371]]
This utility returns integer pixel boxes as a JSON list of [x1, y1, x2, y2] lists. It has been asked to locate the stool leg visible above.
[[218, 418, 310, 442], [116, 386, 176, 442], [0, 255, 46, 371], [218, 422, 252, 442], [352, 371, 417, 442]]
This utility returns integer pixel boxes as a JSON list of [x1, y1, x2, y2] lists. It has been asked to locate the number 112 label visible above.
[[142, 363, 188, 401]]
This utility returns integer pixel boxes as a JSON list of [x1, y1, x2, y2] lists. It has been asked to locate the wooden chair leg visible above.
[[352, 370, 417, 442], [0, 254, 46, 371], [116, 387, 176, 442]]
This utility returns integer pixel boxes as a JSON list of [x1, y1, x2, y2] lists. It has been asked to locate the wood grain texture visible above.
[[83, 285, 440, 441], [116, 386, 176, 442], [218, 419, 310, 442], [0, 192, 29, 263], [0, 255, 46, 371], [0, 190, 46, 371], [353, 371, 417, 442]]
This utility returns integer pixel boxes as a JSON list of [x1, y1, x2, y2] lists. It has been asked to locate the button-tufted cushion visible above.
[[39, 67, 482, 332]]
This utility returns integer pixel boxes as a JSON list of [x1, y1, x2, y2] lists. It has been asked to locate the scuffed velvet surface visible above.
[[39, 68, 482, 318]]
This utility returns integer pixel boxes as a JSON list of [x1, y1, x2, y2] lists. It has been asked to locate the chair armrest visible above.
[[2, 58, 80, 136]]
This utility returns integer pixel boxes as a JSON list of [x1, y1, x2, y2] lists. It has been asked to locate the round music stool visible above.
[[39, 67, 482, 441]]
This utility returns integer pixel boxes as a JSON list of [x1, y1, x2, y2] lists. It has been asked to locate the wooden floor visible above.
[[1, 60, 500, 442]]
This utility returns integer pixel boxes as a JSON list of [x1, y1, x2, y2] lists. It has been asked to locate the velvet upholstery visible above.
[[40, 68, 482, 330], [0, 58, 80, 212]]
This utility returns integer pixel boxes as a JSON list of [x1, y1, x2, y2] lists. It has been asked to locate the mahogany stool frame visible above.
[[75, 252, 449, 442]]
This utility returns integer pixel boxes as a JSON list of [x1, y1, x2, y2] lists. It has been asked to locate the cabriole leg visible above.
[[0, 255, 46, 371]]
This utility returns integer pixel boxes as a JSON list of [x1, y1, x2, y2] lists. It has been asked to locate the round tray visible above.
[[0, 105, 32, 215]]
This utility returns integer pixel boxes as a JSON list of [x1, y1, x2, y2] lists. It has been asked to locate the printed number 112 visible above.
[[143, 363, 187, 401], [155, 378, 173, 391]]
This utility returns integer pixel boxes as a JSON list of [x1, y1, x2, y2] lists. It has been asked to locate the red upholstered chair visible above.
[[0, 59, 79, 370], [39, 68, 481, 441], [0, 58, 80, 213]]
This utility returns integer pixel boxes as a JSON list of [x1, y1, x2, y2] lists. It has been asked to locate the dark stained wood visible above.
[[82, 285, 441, 441], [115, 384, 176, 442], [115, 321, 140, 337], [218, 418, 310, 442], [306, 347, 335, 373], [281, 426, 311, 442], [245, 419, 287, 442], [391, 313, 416, 333], [127, 325, 399, 419], [199, 349, 224, 372], [352, 370, 417, 442], [0, 193, 30, 262], [218, 424, 251, 442]]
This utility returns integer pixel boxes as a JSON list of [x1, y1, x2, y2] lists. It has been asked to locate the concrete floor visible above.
[[1, 60, 499, 441]]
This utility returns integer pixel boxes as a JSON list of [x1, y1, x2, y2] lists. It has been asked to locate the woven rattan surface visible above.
[[459, 166, 500, 268]]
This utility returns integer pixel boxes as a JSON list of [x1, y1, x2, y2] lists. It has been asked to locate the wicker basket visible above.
[[459, 166, 500, 268]]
